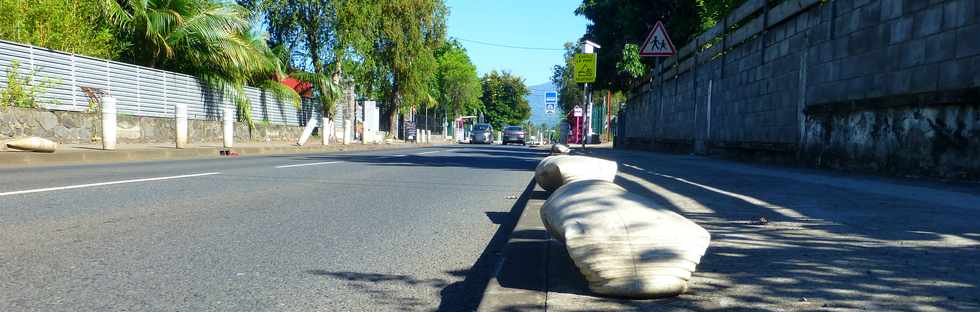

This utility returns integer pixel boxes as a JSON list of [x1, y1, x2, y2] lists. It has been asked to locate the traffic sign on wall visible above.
[[639, 21, 676, 57]]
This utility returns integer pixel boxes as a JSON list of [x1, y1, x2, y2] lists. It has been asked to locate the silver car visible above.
[[502, 126, 526, 145], [470, 123, 494, 144]]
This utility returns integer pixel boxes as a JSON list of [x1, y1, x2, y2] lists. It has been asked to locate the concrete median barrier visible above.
[[540, 180, 711, 298], [534, 155, 617, 192]]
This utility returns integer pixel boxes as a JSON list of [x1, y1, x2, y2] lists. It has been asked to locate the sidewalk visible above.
[[0, 141, 435, 168], [480, 146, 980, 311]]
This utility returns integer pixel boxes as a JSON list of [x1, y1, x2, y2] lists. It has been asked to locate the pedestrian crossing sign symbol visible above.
[[639, 21, 676, 57]]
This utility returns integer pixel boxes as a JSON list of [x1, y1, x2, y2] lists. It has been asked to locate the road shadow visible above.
[[302, 179, 540, 311], [281, 148, 544, 172], [561, 149, 980, 311]]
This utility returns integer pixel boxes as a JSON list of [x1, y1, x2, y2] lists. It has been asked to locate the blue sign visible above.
[[545, 91, 558, 104]]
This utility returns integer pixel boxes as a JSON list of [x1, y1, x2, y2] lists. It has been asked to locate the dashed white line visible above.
[[275, 161, 341, 168], [416, 150, 441, 155], [390, 154, 408, 157], [0, 172, 222, 197]]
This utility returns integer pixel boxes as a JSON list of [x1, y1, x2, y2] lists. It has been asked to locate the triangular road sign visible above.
[[639, 21, 676, 57]]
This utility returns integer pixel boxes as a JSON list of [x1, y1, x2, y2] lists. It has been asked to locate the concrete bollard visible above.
[[534, 155, 617, 192], [297, 116, 318, 146], [175, 103, 188, 149], [223, 107, 234, 148], [343, 119, 352, 145], [102, 96, 117, 150], [322, 117, 332, 145], [541, 180, 711, 298]]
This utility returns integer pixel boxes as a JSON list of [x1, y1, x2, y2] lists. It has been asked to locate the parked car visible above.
[[470, 123, 494, 144], [502, 126, 526, 145]]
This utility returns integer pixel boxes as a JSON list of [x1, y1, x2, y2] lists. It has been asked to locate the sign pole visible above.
[[582, 83, 588, 149]]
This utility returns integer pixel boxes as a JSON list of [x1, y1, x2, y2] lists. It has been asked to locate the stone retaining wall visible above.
[[1, 107, 306, 146], [618, 0, 980, 180]]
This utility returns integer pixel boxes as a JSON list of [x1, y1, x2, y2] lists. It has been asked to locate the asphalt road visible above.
[[0, 144, 546, 311]]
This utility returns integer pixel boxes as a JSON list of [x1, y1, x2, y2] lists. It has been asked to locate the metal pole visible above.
[[582, 83, 588, 149]]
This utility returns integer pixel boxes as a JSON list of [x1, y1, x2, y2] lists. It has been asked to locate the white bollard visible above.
[[297, 115, 318, 146], [343, 119, 352, 145], [175, 103, 188, 149], [223, 107, 234, 148], [322, 117, 332, 145], [102, 97, 117, 150]]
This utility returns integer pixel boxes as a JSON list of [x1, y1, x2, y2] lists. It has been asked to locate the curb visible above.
[[0, 143, 441, 168], [477, 182, 551, 312]]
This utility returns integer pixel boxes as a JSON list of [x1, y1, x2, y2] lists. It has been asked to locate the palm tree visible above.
[[100, 0, 301, 128]]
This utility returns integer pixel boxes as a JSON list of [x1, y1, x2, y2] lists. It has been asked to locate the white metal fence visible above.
[[0, 39, 320, 126]]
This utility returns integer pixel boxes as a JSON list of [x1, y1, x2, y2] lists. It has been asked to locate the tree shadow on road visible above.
[[284, 152, 542, 172], [551, 150, 980, 311]]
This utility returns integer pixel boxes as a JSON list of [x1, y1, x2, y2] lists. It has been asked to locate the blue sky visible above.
[[445, 0, 589, 86]]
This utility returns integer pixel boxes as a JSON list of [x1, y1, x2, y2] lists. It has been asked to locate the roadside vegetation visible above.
[[0, 0, 530, 135], [552, 0, 747, 115]]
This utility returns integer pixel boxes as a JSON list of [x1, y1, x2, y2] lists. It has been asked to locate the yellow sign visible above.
[[574, 53, 596, 83]]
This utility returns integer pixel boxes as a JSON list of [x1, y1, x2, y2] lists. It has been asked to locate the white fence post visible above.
[[297, 115, 317, 146], [223, 107, 234, 148], [322, 117, 332, 145], [102, 97, 117, 150], [176, 103, 188, 149]]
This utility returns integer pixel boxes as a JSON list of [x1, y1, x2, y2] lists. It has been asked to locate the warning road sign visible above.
[[639, 21, 676, 57], [574, 53, 597, 83]]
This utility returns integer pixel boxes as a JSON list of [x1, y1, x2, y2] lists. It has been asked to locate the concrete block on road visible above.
[[540, 180, 711, 298], [534, 155, 617, 192]]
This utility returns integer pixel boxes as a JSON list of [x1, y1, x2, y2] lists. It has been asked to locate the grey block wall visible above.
[[619, 0, 980, 179]]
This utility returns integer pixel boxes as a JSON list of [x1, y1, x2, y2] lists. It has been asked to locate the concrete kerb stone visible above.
[[477, 181, 549, 312]]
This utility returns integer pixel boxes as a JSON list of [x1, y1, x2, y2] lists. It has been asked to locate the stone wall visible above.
[[1, 107, 307, 147], [619, 0, 980, 179]]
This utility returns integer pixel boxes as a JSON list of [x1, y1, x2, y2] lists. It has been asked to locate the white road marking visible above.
[[0, 172, 222, 197], [390, 154, 407, 157], [275, 161, 341, 168], [416, 150, 441, 155]]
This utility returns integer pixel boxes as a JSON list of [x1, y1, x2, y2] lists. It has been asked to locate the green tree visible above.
[[240, 0, 346, 121], [551, 42, 584, 115], [434, 39, 483, 120], [480, 70, 530, 129], [0, 0, 122, 59], [247, 0, 447, 137], [102, 0, 300, 128], [574, 0, 703, 91], [369, 0, 447, 134]]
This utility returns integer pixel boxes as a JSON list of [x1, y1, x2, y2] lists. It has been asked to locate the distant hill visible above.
[[526, 82, 560, 128]]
